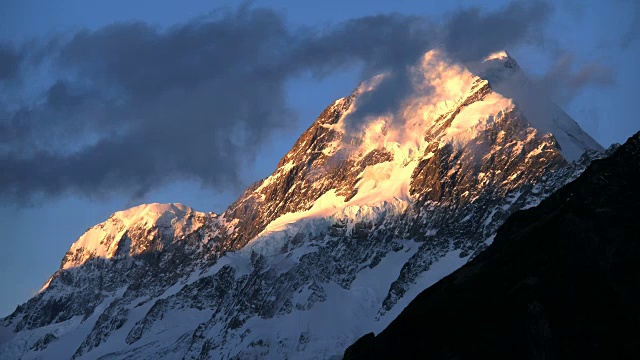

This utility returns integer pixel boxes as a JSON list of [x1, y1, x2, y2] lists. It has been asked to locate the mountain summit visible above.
[[470, 51, 601, 160], [1, 50, 604, 359]]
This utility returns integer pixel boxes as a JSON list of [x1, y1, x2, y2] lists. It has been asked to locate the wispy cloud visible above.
[[536, 52, 616, 106], [0, 2, 571, 204], [0, 42, 23, 80], [620, 0, 640, 49]]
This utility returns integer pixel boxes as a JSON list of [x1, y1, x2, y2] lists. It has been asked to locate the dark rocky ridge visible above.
[[223, 94, 357, 249], [344, 130, 640, 360]]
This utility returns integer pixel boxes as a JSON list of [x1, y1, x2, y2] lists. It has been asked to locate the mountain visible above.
[[343, 130, 640, 360], [0, 50, 605, 360]]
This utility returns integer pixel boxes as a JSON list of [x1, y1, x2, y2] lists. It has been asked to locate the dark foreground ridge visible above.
[[344, 130, 640, 360]]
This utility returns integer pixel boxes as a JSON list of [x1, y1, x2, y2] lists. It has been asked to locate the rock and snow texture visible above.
[[60, 203, 208, 271], [342, 131, 640, 360], [470, 51, 602, 161], [0, 50, 605, 360]]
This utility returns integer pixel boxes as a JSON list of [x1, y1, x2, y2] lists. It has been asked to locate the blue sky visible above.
[[0, 0, 638, 317]]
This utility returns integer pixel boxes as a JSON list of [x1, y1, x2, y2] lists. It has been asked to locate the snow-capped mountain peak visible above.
[[470, 50, 603, 160], [115, 203, 196, 227], [59, 203, 209, 271], [1, 50, 607, 360], [233, 49, 600, 256], [484, 50, 513, 62]]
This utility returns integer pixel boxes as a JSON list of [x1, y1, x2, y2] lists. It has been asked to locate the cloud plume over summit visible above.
[[0, 1, 600, 203]]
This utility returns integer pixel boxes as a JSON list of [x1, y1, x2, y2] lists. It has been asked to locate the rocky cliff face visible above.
[[0, 50, 605, 360], [344, 130, 640, 360]]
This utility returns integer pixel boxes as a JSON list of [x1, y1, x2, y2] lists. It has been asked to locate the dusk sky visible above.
[[0, 0, 638, 317]]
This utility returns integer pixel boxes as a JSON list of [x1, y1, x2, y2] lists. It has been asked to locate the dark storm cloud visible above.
[[0, 2, 556, 203]]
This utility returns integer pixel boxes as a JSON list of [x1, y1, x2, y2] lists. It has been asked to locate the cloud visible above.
[[290, 14, 435, 137], [620, 0, 640, 49], [333, 0, 553, 136], [1, 6, 297, 202], [287, 14, 434, 77], [0, 2, 556, 204], [441, 1, 551, 62], [0, 42, 23, 81], [536, 52, 616, 105]]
